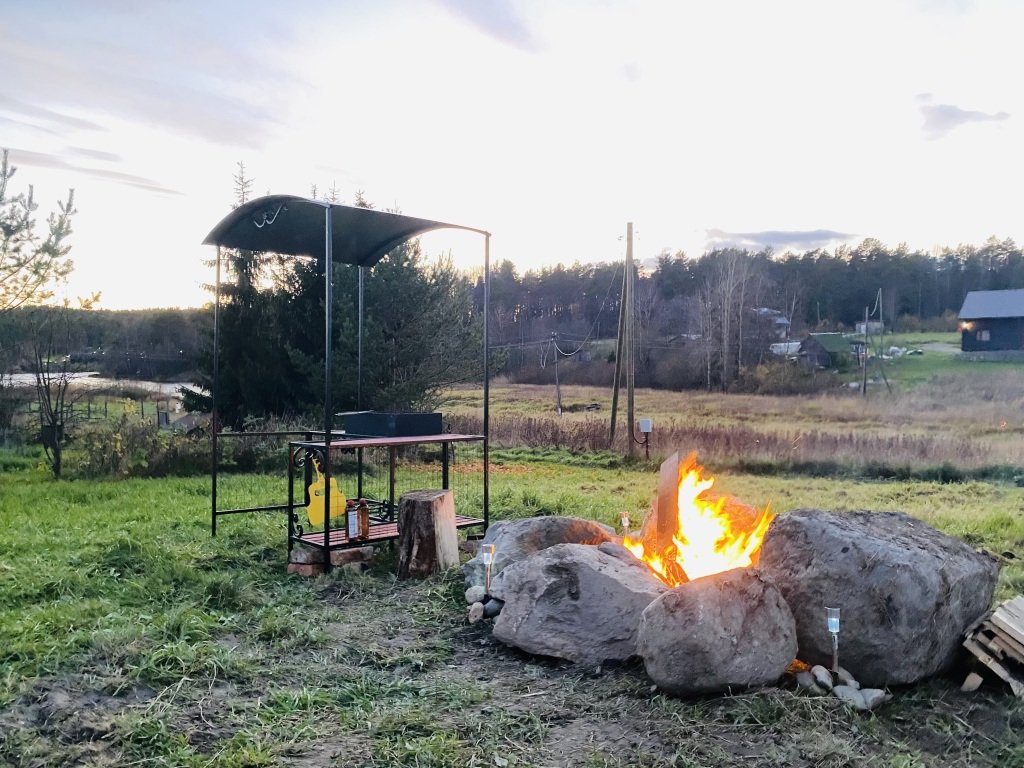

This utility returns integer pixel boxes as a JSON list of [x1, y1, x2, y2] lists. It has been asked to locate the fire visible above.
[[625, 453, 774, 587]]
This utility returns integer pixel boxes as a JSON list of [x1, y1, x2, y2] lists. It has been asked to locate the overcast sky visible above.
[[4, 0, 1021, 309]]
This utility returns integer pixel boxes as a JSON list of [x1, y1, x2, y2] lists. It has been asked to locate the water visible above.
[[3, 372, 193, 397]]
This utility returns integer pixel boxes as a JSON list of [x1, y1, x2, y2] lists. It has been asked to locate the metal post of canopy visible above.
[[211, 246, 221, 536], [323, 205, 334, 571], [483, 233, 490, 528]]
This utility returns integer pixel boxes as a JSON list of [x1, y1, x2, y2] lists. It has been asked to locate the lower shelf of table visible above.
[[294, 515, 485, 549]]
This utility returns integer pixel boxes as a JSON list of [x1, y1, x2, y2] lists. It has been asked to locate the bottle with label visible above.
[[346, 499, 359, 540], [357, 498, 370, 539]]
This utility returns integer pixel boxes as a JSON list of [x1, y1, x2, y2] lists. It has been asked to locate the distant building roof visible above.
[[804, 333, 856, 354], [958, 289, 1024, 320]]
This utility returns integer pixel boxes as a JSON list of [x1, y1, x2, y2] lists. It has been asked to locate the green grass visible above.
[[1, 461, 1023, 766]]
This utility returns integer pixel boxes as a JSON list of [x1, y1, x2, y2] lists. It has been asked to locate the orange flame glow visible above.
[[625, 456, 774, 586]]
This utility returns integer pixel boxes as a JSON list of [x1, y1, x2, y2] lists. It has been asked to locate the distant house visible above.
[[855, 320, 884, 336], [958, 289, 1024, 352], [751, 307, 791, 340], [799, 333, 864, 370]]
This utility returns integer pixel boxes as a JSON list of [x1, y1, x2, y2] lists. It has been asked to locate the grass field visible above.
[[1, 456, 1023, 767], [1, 333, 1022, 766]]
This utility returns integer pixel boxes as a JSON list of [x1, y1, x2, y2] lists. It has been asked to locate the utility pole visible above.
[[552, 332, 563, 416], [609, 223, 631, 447], [625, 223, 636, 457]]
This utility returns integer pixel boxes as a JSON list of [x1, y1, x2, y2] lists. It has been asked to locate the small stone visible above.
[[330, 546, 375, 567], [465, 585, 487, 605], [482, 598, 504, 618], [961, 672, 984, 693], [289, 546, 325, 565], [287, 562, 324, 578], [811, 665, 834, 690], [835, 665, 860, 689], [795, 670, 823, 694], [832, 684, 867, 711], [468, 602, 485, 624], [859, 688, 891, 710]]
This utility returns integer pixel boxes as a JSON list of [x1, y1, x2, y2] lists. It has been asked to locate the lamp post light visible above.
[[826, 607, 841, 672], [482, 544, 495, 594]]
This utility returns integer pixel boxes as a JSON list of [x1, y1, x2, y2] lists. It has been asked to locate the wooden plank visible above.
[[990, 614, 1024, 650], [984, 621, 1024, 661], [963, 638, 1024, 698]]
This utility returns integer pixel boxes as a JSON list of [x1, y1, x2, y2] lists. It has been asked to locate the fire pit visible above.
[[463, 451, 1000, 702]]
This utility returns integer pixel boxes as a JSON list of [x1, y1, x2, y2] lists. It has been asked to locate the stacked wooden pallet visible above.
[[962, 596, 1024, 697]]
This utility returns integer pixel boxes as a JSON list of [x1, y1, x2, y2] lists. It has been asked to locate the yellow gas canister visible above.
[[306, 461, 346, 528]]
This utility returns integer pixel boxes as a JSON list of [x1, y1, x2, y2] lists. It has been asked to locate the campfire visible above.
[[624, 452, 774, 586]]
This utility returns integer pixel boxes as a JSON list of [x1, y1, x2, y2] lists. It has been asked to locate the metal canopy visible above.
[[205, 193, 492, 558], [203, 194, 487, 266]]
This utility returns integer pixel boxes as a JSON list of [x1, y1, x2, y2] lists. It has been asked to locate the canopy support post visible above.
[[483, 232, 490, 528], [323, 206, 334, 571], [211, 246, 221, 536]]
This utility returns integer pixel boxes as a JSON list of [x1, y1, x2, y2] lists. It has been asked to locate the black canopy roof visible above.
[[202, 194, 486, 267]]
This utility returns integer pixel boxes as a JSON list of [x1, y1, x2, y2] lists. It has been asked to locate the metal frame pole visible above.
[[358, 265, 364, 409], [323, 206, 334, 569], [211, 246, 221, 536], [483, 233, 490, 529]]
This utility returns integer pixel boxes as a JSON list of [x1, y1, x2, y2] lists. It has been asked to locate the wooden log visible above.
[[655, 451, 681, 555], [396, 489, 460, 579]]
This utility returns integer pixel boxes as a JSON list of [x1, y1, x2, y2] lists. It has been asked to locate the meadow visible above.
[[1, 338, 1023, 767]]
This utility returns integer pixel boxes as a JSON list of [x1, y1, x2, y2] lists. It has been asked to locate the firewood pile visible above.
[[962, 595, 1024, 698]]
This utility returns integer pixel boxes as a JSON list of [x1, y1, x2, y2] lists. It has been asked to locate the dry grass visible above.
[[445, 373, 1024, 473]]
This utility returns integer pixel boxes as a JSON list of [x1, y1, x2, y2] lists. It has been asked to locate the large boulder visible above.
[[757, 509, 999, 687], [490, 543, 667, 665], [638, 568, 797, 696], [463, 516, 617, 589]]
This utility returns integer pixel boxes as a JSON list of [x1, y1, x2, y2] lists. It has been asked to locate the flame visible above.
[[625, 454, 774, 586]]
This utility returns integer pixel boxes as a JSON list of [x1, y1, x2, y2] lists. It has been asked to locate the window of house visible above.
[[976, 329, 991, 342]]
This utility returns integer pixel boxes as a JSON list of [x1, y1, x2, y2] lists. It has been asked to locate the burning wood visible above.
[[625, 451, 774, 586]]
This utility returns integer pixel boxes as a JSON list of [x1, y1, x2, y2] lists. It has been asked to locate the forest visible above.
[[2, 233, 1021, 406]]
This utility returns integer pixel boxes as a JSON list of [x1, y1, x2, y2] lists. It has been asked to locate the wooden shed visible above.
[[799, 333, 862, 370], [958, 289, 1024, 352]]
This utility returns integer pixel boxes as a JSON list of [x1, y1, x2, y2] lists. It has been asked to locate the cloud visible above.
[[1, 3, 306, 148], [433, 0, 541, 51], [918, 98, 1010, 139], [0, 96, 105, 132], [66, 147, 123, 163], [8, 148, 181, 195], [705, 228, 856, 253]]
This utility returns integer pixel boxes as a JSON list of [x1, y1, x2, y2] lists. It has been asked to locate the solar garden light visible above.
[[482, 544, 496, 593], [619, 510, 631, 537], [826, 607, 841, 672]]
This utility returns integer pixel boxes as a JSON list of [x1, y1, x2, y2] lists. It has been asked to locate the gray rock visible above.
[[463, 516, 617, 588], [758, 509, 999, 687], [832, 684, 867, 710], [465, 585, 487, 605], [483, 598, 504, 618], [637, 568, 798, 696], [835, 666, 859, 690], [811, 665, 833, 690], [597, 541, 649, 569], [490, 543, 667, 665], [860, 688, 890, 710], [795, 670, 822, 694]]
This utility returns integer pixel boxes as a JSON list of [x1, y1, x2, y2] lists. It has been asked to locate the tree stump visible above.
[[396, 489, 460, 579]]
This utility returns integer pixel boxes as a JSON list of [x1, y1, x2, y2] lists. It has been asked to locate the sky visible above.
[[3, 0, 1021, 310]]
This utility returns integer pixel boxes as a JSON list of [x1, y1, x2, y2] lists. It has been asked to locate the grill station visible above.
[[202, 197, 492, 570]]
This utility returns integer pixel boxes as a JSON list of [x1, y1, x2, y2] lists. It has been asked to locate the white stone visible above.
[[811, 665, 834, 690], [465, 585, 487, 605], [832, 684, 867, 711], [860, 688, 891, 710]]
